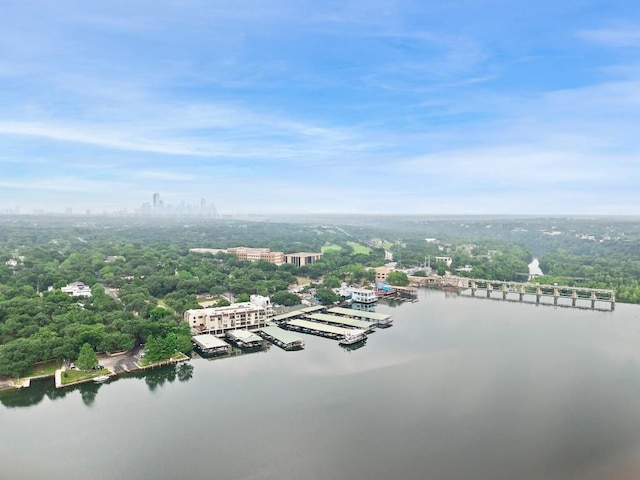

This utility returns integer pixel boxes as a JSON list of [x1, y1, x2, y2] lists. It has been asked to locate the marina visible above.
[[257, 326, 305, 351], [306, 313, 375, 333], [326, 307, 393, 327], [225, 330, 265, 350], [192, 334, 231, 356]]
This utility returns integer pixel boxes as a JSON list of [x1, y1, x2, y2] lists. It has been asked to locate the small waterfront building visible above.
[[184, 295, 274, 336], [350, 288, 377, 304]]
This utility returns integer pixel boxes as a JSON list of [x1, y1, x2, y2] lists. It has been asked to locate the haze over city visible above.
[[1, 1, 639, 214]]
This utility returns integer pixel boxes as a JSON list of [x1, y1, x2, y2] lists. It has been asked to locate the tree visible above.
[[271, 291, 301, 306], [76, 342, 98, 370], [387, 271, 409, 286], [316, 288, 341, 305], [236, 293, 250, 302]]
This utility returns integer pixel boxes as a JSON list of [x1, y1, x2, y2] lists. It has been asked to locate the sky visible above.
[[1, 0, 640, 215]]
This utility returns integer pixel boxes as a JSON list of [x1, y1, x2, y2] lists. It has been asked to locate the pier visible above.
[[452, 278, 616, 311], [326, 307, 393, 327], [306, 313, 375, 333], [284, 319, 354, 340]]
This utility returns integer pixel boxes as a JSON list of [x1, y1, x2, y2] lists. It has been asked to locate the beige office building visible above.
[[226, 247, 285, 265], [284, 252, 323, 267]]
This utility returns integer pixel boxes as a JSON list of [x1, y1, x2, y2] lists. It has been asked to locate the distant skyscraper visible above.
[[153, 193, 160, 208]]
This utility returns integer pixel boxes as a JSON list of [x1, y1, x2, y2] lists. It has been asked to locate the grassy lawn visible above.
[[138, 351, 188, 367], [26, 361, 62, 378], [321, 243, 342, 253], [346, 241, 372, 255], [295, 276, 311, 286], [157, 299, 175, 313], [61, 368, 110, 385]]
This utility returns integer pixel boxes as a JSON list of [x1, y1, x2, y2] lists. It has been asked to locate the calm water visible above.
[[3, 289, 640, 480]]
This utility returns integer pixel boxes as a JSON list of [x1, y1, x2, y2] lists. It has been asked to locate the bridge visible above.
[[450, 278, 616, 311], [457, 278, 616, 311]]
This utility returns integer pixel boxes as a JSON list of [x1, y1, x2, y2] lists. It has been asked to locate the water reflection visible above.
[[0, 362, 194, 407]]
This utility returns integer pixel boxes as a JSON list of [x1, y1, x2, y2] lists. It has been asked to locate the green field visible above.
[[25, 361, 61, 378], [61, 368, 110, 385], [321, 244, 342, 253], [346, 242, 371, 255]]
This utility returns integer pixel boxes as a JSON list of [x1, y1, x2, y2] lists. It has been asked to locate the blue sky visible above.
[[1, 0, 640, 215]]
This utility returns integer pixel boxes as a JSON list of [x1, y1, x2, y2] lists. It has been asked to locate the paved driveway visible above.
[[98, 348, 142, 374]]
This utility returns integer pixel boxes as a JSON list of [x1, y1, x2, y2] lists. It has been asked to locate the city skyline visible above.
[[1, 1, 640, 215]]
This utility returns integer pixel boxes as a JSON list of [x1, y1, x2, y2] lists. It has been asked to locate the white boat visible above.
[[93, 375, 110, 383], [339, 329, 367, 346]]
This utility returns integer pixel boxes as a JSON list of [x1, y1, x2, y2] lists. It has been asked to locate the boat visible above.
[[93, 375, 110, 383], [339, 329, 367, 346]]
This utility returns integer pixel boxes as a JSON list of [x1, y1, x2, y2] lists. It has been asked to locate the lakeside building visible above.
[[351, 288, 377, 304], [184, 295, 274, 336], [374, 266, 393, 282], [227, 247, 285, 265], [60, 282, 93, 298], [284, 252, 323, 267]]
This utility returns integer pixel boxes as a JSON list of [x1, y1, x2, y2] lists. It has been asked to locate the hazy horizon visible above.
[[2, 1, 639, 214]]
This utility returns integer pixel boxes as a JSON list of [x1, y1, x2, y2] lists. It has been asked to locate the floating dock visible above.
[[258, 326, 305, 351], [226, 330, 265, 350], [192, 334, 231, 356], [306, 313, 374, 333], [285, 319, 354, 340], [326, 307, 393, 327]]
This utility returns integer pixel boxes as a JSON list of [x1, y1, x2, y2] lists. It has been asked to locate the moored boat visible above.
[[339, 329, 367, 346]]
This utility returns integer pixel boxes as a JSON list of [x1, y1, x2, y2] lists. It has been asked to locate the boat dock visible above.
[[272, 305, 326, 322], [258, 326, 305, 351], [284, 318, 354, 340], [226, 330, 265, 350], [326, 307, 393, 327], [192, 334, 231, 356], [306, 313, 375, 333]]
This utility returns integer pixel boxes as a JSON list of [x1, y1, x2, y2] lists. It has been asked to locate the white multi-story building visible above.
[[60, 282, 93, 298], [184, 295, 274, 336], [351, 288, 377, 304]]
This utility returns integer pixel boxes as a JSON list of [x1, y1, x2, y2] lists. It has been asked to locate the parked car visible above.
[[69, 362, 76, 369]]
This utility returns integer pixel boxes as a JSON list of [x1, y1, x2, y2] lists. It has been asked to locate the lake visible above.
[[3, 288, 640, 480]]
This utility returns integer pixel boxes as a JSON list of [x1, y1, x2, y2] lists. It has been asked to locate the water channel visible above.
[[3, 288, 640, 480]]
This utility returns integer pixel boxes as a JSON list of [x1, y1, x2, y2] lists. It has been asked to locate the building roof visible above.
[[192, 334, 229, 349], [287, 319, 352, 335], [306, 313, 372, 330], [326, 306, 392, 321], [227, 330, 263, 343], [259, 326, 304, 345]]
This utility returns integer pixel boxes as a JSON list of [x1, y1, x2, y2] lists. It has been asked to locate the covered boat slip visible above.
[[192, 334, 231, 355], [305, 313, 374, 333], [258, 326, 305, 350], [271, 305, 326, 322], [326, 306, 393, 326], [226, 330, 265, 349], [285, 318, 353, 339]]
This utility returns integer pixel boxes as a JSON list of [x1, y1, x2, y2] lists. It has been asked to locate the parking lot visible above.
[[98, 347, 143, 374]]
